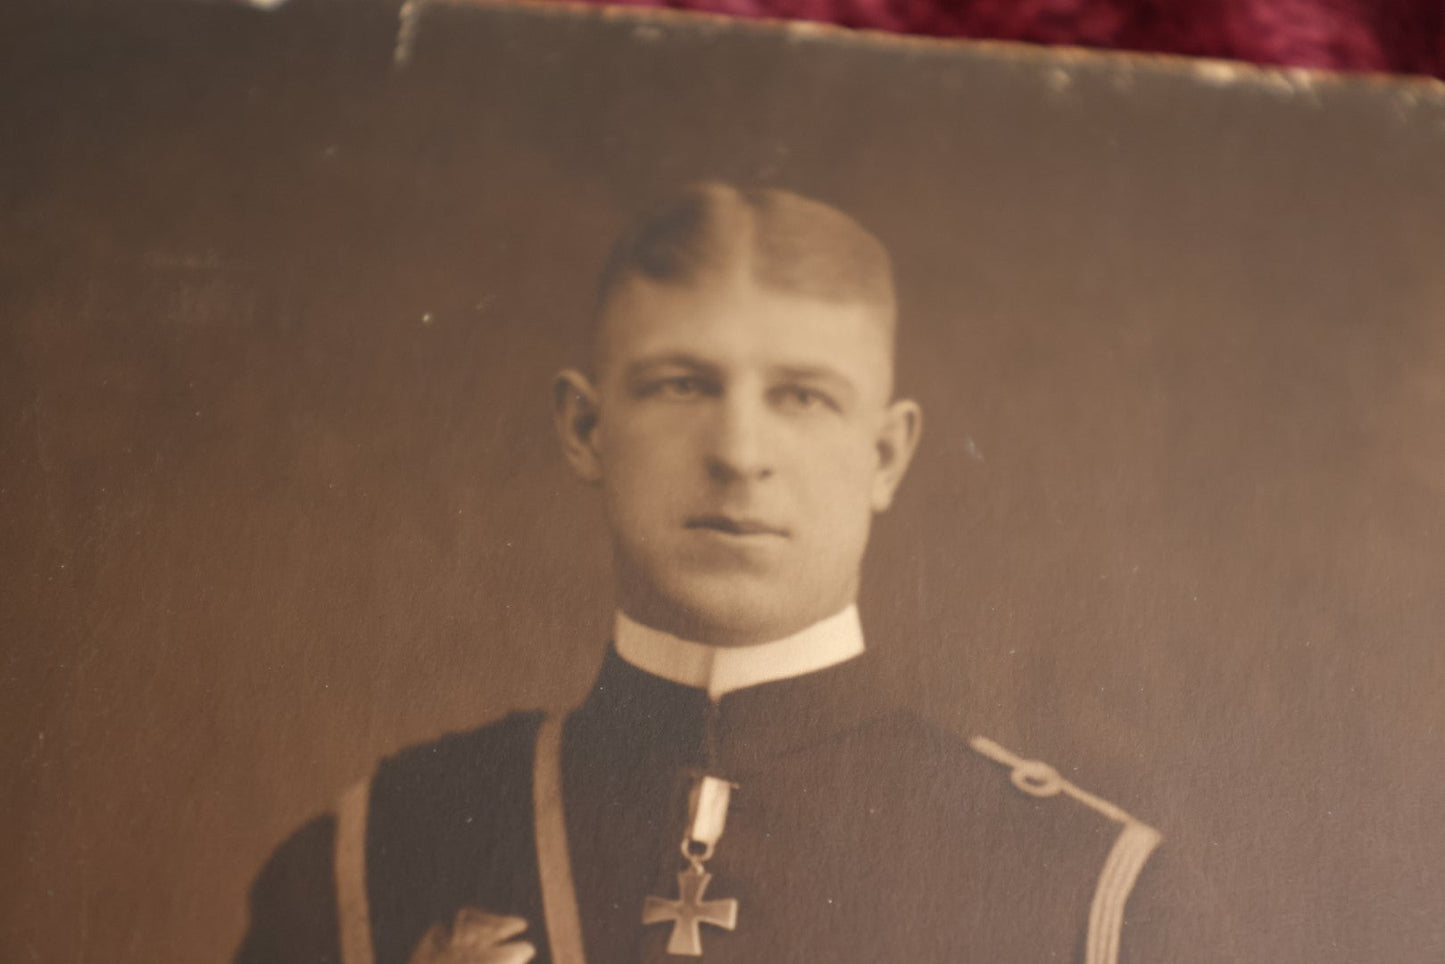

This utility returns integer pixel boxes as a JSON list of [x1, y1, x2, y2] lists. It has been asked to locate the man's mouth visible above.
[[685, 515, 790, 538]]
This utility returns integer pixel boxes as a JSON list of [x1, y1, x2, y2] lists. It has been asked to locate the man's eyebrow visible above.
[[770, 364, 851, 382], [623, 353, 723, 380], [771, 364, 858, 391]]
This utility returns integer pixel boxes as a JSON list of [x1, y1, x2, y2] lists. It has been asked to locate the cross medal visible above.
[[641, 775, 739, 956]]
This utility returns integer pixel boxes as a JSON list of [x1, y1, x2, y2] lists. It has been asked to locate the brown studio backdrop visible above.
[[2, 2, 1443, 962]]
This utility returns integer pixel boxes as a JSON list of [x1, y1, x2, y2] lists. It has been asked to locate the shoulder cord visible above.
[[969, 735, 1162, 964]]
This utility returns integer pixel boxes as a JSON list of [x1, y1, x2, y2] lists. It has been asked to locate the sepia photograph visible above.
[[2, 1, 1443, 963]]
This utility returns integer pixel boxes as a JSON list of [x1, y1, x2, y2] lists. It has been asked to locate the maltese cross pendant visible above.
[[641, 866, 739, 956]]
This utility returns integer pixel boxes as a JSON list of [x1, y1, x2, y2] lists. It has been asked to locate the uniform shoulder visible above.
[[844, 705, 975, 754], [375, 709, 545, 788], [362, 709, 549, 848], [858, 712, 1162, 846], [832, 710, 1008, 802]]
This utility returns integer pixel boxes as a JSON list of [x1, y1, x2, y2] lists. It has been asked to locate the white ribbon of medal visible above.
[[684, 775, 733, 861], [641, 775, 741, 956]]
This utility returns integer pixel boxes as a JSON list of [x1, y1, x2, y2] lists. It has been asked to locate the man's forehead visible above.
[[594, 273, 895, 365]]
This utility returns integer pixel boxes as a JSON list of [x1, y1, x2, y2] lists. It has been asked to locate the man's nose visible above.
[[705, 393, 774, 483]]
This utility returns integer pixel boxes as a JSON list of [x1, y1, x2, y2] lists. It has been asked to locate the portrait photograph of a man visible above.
[[2, 2, 1443, 964], [236, 182, 1160, 964]]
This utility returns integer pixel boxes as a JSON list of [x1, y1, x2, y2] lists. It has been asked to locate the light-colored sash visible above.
[[533, 713, 587, 964]]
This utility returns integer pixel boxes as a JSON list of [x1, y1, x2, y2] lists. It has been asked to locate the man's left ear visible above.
[[871, 398, 923, 512], [552, 368, 604, 485]]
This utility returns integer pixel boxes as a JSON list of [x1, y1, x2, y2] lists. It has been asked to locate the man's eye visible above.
[[776, 386, 835, 411], [655, 376, 706, 398]]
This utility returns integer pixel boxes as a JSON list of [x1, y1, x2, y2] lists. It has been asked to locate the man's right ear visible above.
[[552, 369, 603, 484]]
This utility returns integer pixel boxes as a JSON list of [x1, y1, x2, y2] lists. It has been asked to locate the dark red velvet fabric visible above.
[[591, 0, 1445, 77]]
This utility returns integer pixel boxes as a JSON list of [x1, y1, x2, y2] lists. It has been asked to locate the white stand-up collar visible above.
[[614, 604, 865, 701]]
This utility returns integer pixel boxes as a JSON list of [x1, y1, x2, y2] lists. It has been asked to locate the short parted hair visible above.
[[593, 182, 897, 332]]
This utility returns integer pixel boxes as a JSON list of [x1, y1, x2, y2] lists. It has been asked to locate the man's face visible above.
[[557, 268, 920, 645]]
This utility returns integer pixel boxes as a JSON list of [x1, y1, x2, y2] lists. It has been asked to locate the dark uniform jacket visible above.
[[237, 649, 1160, 964]]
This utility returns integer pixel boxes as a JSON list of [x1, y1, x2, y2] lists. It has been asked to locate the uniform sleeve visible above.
[[234, 815, 344, 964]]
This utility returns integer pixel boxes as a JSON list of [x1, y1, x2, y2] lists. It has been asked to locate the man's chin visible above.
[[646, 579, 832, 647]]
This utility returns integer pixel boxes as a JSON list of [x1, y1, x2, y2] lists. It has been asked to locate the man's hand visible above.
[[406, 908, 537, 964]]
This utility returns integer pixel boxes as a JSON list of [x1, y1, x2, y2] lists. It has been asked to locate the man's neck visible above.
[[613, 604, 865, 700]]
